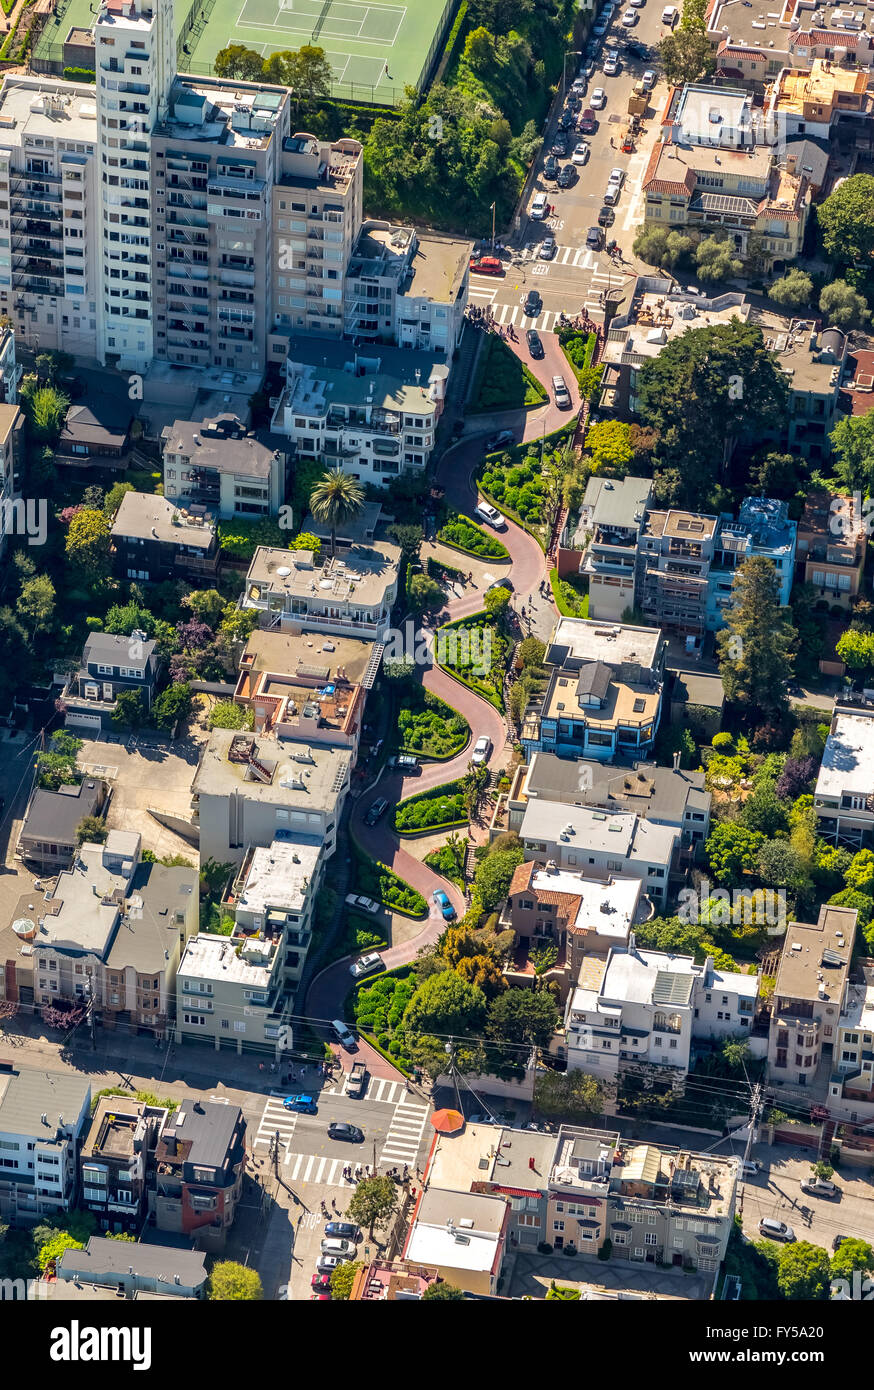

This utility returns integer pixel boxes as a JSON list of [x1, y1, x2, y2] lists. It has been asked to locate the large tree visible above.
[[64, 508, 112, 587], [636, 321, 789, 505], [659, 28, 714, 86], [404, 970, 487, 1037], [716, 555, 797, 715], [346, 1176, 398, 1239], [309, 467, 365, 558], [264, 46, 333, 116], [213, 44, 264, 81], [829, 410, 874, 495], [818, 173, 874, 265], [486, 989, 559, 1047], [820, 279, 870, 331], [421, 1280, 466, 1300], [768, 269, 814, 313], [208, 1261, 263, 1300], [775, 1241, 831, 1300]]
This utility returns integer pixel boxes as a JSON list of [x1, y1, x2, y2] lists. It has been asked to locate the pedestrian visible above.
[[528, 594, 532, 606], [269, 1062, 275, 1073], [259, 1062, 264, 1072], [610, 137, 614, 148]]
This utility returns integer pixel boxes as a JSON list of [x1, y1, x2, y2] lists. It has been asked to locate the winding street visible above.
[[305, 329, 580, 1063]]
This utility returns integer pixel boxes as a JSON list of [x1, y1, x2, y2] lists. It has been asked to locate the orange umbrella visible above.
[[431, 1108, 465, 1134]]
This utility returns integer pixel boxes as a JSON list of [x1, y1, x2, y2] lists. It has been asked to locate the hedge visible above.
[[63, 67, 96, 82], [394, 779, 467, 835], [437, 513, 510, 561], [350, 844, 427, 918], [437, 0, 469, 80], [550, 567, 589, 618], [435, 611, 507, 712]]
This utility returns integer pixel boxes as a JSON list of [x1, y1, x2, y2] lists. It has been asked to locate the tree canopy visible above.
[[818, 173, 874, 265], [716, 555, 796, 715], [208, 1261, 263, 1300]]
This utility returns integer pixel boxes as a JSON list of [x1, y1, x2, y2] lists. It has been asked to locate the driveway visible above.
[[506, 1249, 709, 1300]]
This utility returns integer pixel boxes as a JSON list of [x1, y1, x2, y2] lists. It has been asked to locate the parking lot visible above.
[[740, 1145, 874, 1253], [76, 731, 205, 860]]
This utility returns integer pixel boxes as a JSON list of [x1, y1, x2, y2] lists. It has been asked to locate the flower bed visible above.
[[469, 334, 548, 413], [396, 686, 470, 760], [436, 611, 508, 711], [394, 780, 467, 835], [437, 513, 510, 561], [550, 567, 589, 618]]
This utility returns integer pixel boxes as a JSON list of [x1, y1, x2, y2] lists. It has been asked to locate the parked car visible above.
[[621, 7, 637, 22], [485, 428, 515, 451], [321, 1237, 356, 1257], [833, 1234, 848, 1252], [739, 1160, 761, 1178], [311, 1273, 332, 1291], [331, 1019, 358, 1051], [543, 155, 559, 181], [556, 113, 574, 134], [327, 1122, 364, 1143], [471, 735, 492, 764], [608, 167, 625, 189], [572, 140, 590, 165], [283, 1094, 317, 1114], [579, 108, 597, 133], [557, 163, 576, 188], [387, 754, 420, 773], [571, 77, 587, 95], [586, 226, 603, 249], [800, 1177, 839, 1199], [325, 1222, 361, 1241], [475, 501, 506, 529], [526, 328, 544, 358], [345, 893, 380, 913], [523, 288, 542, 315], [316, 1255, 342, 1274], [604, 54, 620, 75], [598, 205, 615, 226], [363, 797, 389, 826], [469, 255, 504, 276], [624, 38, 648, 56], [583, 57, 597, 76], [758, 1217, 795, 1242], [539, 235, 556, 260], [590, 87, 607, 109], [661, 3, 679, 22], [433, 889, 457, 922], [553, 375, 571, 409], [530, 191, 549, 220], [350, 952, 383, 979], [565, 92, 581, 111], [603, 182, 620, 206], [642, 68, 656, 89]]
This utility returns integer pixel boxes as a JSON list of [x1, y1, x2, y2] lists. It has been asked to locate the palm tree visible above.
[[309, 467, 365, 558]]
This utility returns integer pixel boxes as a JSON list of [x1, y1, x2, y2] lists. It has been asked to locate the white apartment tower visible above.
[[95, 0, 174, 370]]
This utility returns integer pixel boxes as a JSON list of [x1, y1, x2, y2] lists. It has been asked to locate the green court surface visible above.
[[33, 0, 456, 107], [184, 0, 457, 105]]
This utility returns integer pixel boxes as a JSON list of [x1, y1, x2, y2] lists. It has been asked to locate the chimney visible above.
[[672, 750, 681, 771]]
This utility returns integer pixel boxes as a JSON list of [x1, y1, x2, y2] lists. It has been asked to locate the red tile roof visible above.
[[509, 861, 536, 895]]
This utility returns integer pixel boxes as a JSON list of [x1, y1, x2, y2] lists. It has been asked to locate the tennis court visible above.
[[185, 0, 459, 105]]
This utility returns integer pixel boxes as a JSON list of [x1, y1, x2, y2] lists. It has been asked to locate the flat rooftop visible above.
[[161, 78, 286, 150], [707, 0, 874, 50], [540, 669, 661, 731], [601, 947, 696, 1008], [521, 754, 709, 826], [426, 1123, 556, 1195], [840, 983, 874, 1032], [406, 1188, 506, 1273], [191, 729, 350, 813], [179, 932, 278, 989], [237, 840, 322, 915], [245, 543, 399, 611], [282, 338, 448, 416], [239, 629, 377, 688], [675, 84, 752, 137], [606, 289, 753, 360], [643, 509, 718, 543], [36, 840, 135, 958], [0, 77, 98, 142], [520, 801, 678, 866], [525, 865, 642, 940], [548, 617, 663, 673], [774, 905, 855, 1004], [772, 59, 868, 113], [815, 710, 874, 801], [0, 1067, 90, 1143], [112, 491, 216, 549], [278, 135, 362, 194]]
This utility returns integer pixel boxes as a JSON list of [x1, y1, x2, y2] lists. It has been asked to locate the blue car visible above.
[[433, 890, 457, 922], [283, 1094, 317, 1114]]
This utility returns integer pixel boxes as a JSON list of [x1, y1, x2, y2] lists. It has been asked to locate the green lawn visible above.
[[396, 686, 470, 760], [394, 779, 467, 834], [469, 334, 548, 414], [437, 513, 510, 561], [550, 567, 589, 618]]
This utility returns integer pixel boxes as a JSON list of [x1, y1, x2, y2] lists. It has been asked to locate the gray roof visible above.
[[524, 753, 708, 830], [162, 418, 279, 478], [163, 1098, 243, 1168], [83, 632, 157, 669], [106, 861, 197, 974], [0, 1068, 90, 1140], [20, 779, 102, 846], [583, 475, 652, 530], [669, 668, 726, 711], [652, 970, 695, 1006], [576, 662, 613, 701], [58, 1237, 207, 1286]]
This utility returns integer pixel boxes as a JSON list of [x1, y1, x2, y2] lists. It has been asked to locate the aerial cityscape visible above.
[[0, 0, 872, 1336]]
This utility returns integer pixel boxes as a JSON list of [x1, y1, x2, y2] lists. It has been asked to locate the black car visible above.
[[624, 39, 647, 57], [586, 226, 603, 249], [556, 111, 574, 132], [486, 428, 515, 450], [552, 130, 569, 152], [557, 164, 576, 188], [328, 1123, 364, 1143], [325, 1222, 362, 1240], [364, 796, 389, 826], [597, 205, 615, 227], [543, 154, 559, 180], [523, 289, 542, 316], [526, 329, 544, 359], [565, 93, 581, 111]]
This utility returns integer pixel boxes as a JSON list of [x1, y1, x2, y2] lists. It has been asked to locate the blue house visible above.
[[705, 497, 797, 632]]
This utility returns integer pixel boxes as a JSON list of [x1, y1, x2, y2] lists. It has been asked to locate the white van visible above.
[[531, 192, 549, 220], [661, 5, 679, 23]]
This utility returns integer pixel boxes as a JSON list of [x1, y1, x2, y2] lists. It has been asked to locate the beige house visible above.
[[402, 1188, 510, 1297], [767, 904, 856, 1087]]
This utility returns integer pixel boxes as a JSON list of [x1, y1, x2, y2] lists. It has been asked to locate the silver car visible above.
[[471, 735, 492, 765]]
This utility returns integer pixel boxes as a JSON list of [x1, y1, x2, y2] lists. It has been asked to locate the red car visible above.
[[311, 1273, 332, 1291], [469, 256, 504, 275], [578, 109, 597, 134]]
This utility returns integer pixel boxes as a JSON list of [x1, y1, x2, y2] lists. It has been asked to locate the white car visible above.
[[603, 183, 620, 206], [350, 952, 383, 979], [590, 87, 607, 108], [642, 69, 656, 89], [572, 141, 590, 165], [629, 0, 645, 7], [608, 167, 625, 188], [345, 893, 380, 915], [552, 375, 571, 408], [530, 191, 549, 220], [475, 501, 506, 529], [471, 735, 492, 765], [571, 77, 587, 94], [621, 7, 637, 22], [604, 54, 620, 74]]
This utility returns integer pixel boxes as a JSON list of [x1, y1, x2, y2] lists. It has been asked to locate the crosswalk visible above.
[[380, 1098, 431, 1165], [320, 1076, 410, 1107], [253, 1093, 298, 1151], [284, 1150, 354, 1184]]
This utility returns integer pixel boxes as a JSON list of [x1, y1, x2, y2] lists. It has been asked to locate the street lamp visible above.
[[563, 50, 583, 98]]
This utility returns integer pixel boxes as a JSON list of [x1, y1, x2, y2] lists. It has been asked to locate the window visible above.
[[553, 1220, 564, 1232], [644, 1232, 658, 1246]]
